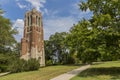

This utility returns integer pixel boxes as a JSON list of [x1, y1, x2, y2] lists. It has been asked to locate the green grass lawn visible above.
[[71, 61, 120, 80], [0, 65, 80, 80]]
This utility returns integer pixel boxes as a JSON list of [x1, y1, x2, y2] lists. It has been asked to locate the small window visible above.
[[36, 16, 38, 25], [27, 16, 29, 26], [38, 17, 40, 26], [30, 15, 32, 25]]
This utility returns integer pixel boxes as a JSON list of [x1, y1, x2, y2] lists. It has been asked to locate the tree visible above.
[[64, 0, 120, 63], [66, 20, 101, 63], [12, 42, 21, 57], [78, 0, 120, 61], [0, 9, 17, 53], [44, 40, 54, 65], [45, 32, 69, 64], [0, 8, 18, 72]]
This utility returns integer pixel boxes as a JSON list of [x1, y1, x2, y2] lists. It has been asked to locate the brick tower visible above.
[[21, 8, 45, 66]]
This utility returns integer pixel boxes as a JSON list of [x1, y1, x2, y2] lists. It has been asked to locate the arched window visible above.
[[36, 16, 38, 25], [27, 16, 29, 26], [39, 17, 40, 26], [30, 15, 32, 25]]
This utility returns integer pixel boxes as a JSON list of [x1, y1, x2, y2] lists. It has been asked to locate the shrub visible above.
[[0, 65, 8, 72], [8, 58, 40, 73], [8, 59, 26, 73], [0, 53, 40, 73], [65, 56, 75, 64], [46, 60, 53, 66], [26, 58, 40, 71], [81, 49, 100, 64], [0, 54, 13, 72]]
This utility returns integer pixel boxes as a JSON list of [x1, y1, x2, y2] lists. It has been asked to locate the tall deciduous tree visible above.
[[45, 32, 69, 64], [66, 20, 100, 63], [0, 9, 17, 53], [79, 0, 120, 60], [65, 0, 120, 63]]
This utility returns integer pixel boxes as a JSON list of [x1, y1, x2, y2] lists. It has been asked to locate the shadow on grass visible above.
[[77, 67, 120, 79], [49, 64, 85, 67]]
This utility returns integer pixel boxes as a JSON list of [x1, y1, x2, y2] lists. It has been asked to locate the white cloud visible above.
[[16, 0, 47, 14], [44, 16, 76, 40], [13, 19, 24, 42], [17, 2, 27, 9], [25, 0, 46, 11]]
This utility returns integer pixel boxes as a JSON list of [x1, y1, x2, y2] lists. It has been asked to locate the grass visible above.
[[0, 65, 80, 80], [71, 61, 120, 80]]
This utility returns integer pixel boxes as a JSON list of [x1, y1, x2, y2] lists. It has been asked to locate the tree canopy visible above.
[[0, 9, 17, 53]]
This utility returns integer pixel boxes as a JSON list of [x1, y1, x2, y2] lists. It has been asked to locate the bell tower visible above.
[[21, 8, 45, 66]]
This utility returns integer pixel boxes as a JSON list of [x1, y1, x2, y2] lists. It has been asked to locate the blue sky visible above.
[[0, 0, 92, 42]]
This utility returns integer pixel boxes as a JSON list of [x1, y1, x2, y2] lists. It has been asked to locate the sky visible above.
[[0, 0, 92, 42]]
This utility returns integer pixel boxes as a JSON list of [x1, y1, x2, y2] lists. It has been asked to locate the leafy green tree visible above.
[[12, 42, 21, 57], [0, 9, 17, 53], [0, 8, 18, 72], [66, 20, 101, 63], [45, 32, 69, 64], [44, 40, 54, 65], [65, 0, 120, 63], [79, 0, 120, 61]]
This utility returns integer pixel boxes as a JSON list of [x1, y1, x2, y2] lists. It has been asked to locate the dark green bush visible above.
[[8, 58, 40, 73], [0, 65, 8, 72], [66, 56, 75, 64], [46, 60, 53, 66], [81, 49, 100, 64], [26, 58, 40, 71], [8, 59, 26, 73], [0, 53, 40, 73], [0, 54, 11, 72]]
